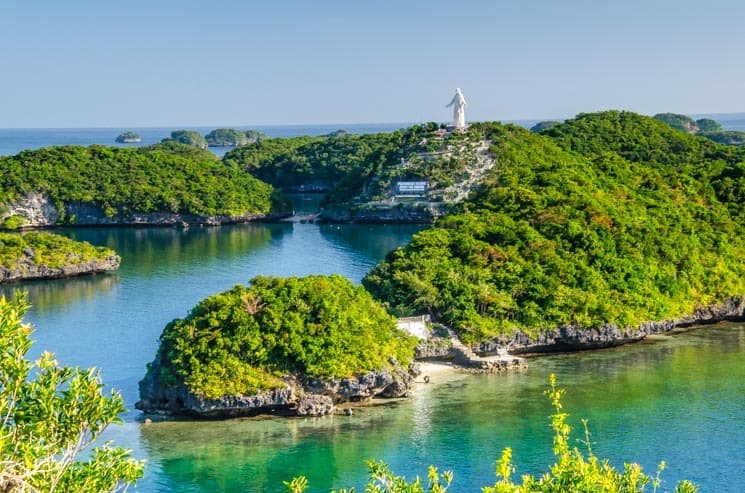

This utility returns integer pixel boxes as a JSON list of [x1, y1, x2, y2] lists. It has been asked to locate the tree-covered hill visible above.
[[0, 143, 275, 222], [364, 112, 745, 343], [146, 275, 416, 399], [224, 123, 491, 206]]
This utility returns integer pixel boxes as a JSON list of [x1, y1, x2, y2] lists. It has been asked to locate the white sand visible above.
[[413, 361, 459, 383]]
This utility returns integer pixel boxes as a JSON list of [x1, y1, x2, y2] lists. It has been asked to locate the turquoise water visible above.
[[2, 223, 743, 491]]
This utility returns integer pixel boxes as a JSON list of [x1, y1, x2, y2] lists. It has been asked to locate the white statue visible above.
[[446, 88, 467, 129]]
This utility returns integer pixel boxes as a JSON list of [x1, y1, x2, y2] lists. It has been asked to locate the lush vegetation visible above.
[[224, 123, 487, 205], [153, 275, 416, 399], [114, 131, 141, 143], [364, 112, 745, 343], [0, 295, 143, 491], [653, 112, 745, 146], [652, 113, 700, 133], [162, 130, 207, 148], [0, 232, 116, 271], [205, 128, 252, 147], [0, 143, 275, 219], [529, 120, 561, 133], [286, 375, 697, 493]]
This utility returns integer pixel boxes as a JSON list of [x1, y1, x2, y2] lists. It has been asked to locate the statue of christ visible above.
[[446, 88, 467, 129]]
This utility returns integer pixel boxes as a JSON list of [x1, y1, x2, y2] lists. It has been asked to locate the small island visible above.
[[653, 112, 745, 146], [137, 275, 417, 418], [205, 128, 267, 147], [0, 232, 119, 283], [161, 130, 208, 149], [115, 131, 142, 143]]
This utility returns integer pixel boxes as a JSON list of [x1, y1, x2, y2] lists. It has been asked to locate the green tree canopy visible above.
[[0, 144, 275, 219], [0, 295, 143, 491], [364, 113, 745, 343], [152, 275, 416, 399], [162, 130, 207, 148]]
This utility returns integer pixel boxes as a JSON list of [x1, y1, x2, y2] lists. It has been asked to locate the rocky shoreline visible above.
[[0, 255, 120, 283], [1, 193, 289, 230], [474, 296, 745, 355], [320, 202, 450, 224], [136, 357, 416, 419]]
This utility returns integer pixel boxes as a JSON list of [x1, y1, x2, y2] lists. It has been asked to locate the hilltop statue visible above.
[[446, 88, 467, 129]]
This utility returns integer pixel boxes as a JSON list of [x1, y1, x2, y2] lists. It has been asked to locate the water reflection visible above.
[[140, 402, 417, 492], [318, 224, 425, 266], [57, 224, 286, 278], [0, 273, 119, 312]]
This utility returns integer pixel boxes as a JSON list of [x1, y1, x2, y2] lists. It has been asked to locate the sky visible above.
[[1, 0, 744, 128]]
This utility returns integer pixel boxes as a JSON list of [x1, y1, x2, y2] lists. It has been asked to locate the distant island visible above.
[[654, 112, 745, 146], [0, 232, 119, 283], [205, 128, 267, 147], [115, 131, 141, 143], [161, 130, 208, 149]]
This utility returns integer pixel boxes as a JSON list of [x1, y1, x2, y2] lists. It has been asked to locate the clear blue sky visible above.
[[2, 0, 744, 127]]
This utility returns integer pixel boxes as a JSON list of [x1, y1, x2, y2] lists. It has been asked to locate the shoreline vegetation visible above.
[[0, 232, 119, 283]]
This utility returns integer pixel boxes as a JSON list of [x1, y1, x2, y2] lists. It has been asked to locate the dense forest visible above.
[[151, 275, 416, 398], [0, 143, 275, 221], [364, 112, 745, 343], [223, 123, 482, 205]]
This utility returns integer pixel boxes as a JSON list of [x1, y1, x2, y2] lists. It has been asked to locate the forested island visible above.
[[0, 142, 278, 229], [115, 131, 141, 143], [137, 275, 416, 417], [0, 232, 119, 283], [654, 112, 745, 146], [365, 111, 745, 349]]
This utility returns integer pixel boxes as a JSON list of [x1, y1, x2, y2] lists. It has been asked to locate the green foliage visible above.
[[244, 129, 268, 143], [205, 128, 251, 147], [694, 118, 721, 133], [0, 295, 143, 491], [0, 144, 274, 218], [530, 120, 561, 133], [653, 113, 699, 133], [364, 113, 745, 342], [162, 130, 207, 148], [700, 130, 745, 146], [115, 131, 141, 143], [0, 232, 116, 271], [651, 113, 743, 147], [155, 275, 416, 398], [286, 376, 696, 493], [1, 215, 26, 230], [223, 123, 482, 205]]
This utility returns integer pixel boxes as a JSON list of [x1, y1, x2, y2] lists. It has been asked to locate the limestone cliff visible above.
[[136, 355, 415, 418]]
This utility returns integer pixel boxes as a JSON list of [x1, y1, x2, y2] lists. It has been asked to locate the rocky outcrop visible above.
[[1, 193, 59, 227], [0, 255, 120, 283], [321, 202, 450, 224], [1, 193, 285, 229], [476, 297, 745, 355], [136, 357, 415, 419]]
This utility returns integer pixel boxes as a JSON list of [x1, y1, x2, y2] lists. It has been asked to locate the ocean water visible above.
[[3, 113, 741, 158]]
